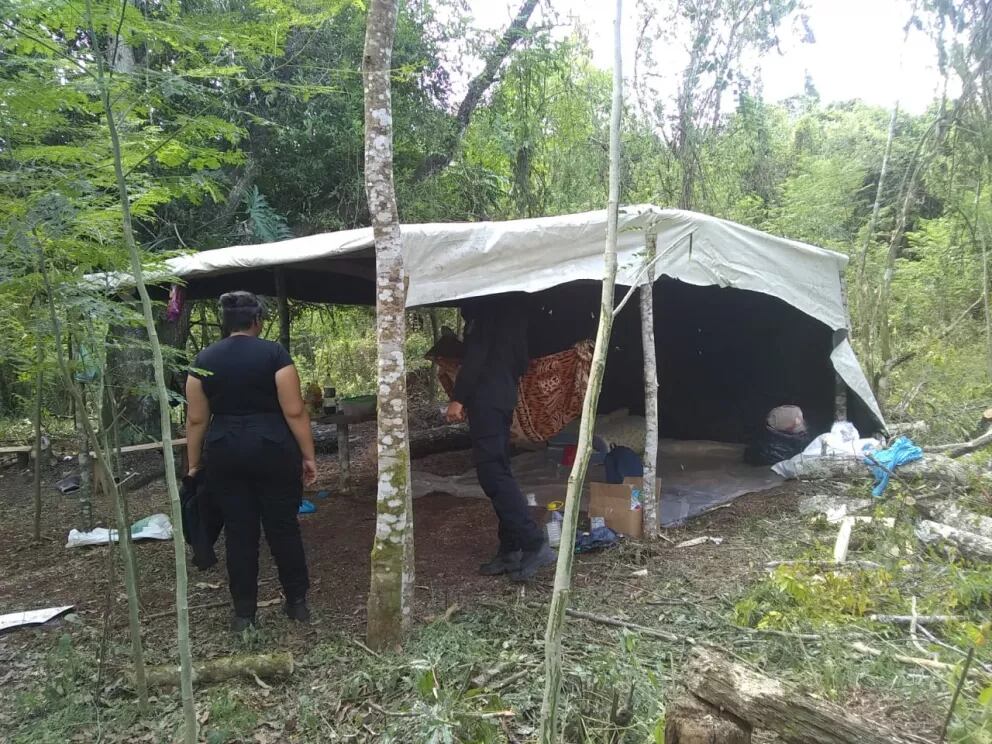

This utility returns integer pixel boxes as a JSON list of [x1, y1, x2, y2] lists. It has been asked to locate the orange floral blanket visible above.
[[429, 340, 594, 443]]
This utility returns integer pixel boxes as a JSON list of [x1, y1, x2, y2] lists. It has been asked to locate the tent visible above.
[[115, 205, 883, 440]]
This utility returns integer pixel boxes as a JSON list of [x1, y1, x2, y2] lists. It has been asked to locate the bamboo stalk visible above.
[[539, 2, 623, 740], [84, 1, 195, 737]]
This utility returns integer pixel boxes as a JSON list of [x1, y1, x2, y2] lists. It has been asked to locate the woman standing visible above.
[[185, 291, 317, 630]]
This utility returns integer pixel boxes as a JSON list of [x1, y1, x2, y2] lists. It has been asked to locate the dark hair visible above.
[[219, 291, 264, 334]]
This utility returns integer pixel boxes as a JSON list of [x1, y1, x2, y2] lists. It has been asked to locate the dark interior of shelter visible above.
[[163, 261, 872, 444]]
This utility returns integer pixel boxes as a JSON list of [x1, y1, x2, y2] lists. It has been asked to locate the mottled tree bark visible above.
[[640, 233, 660, 539], [539, 0, 623, 739], [363, 0, 415, 651]]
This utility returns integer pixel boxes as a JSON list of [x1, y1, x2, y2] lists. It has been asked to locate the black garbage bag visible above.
[[743, 425, 810, 466]]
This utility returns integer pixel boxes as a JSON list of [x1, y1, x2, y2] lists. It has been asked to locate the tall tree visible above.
[[363, 0, 415, 651], [539, 0, 624, 739]]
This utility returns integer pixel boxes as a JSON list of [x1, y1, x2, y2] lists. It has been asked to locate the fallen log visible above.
[[684, 647, 926, 744], [144, 652, 294, 687], [925, 428, 992, 458], [868, 613, 962, 625], [917, 500, 992, 541], [666, 693, 752, 744], [778, 453, 970, 485], [915, 520, 992, 561]]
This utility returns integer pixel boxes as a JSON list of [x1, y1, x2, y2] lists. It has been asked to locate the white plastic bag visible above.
[[66, 513, 173, 548]]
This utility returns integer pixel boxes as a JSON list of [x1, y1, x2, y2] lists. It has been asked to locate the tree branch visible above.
[[415, 0, 539, 180]]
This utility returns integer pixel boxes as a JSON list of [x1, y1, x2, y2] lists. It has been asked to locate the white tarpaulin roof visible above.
[[114, 205, 884, 423]]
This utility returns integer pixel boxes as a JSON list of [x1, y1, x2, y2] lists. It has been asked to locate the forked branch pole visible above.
[[538, 1, 624, 741]]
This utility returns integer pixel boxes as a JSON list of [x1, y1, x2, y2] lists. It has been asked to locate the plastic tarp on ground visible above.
[[101, 205, 884, 425]]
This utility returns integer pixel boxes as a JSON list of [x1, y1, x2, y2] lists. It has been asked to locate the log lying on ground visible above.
[[144, 652, 294, 687], [925, 428, 992, 458], [915, 519, 992, 561], [780, 453, 971, 484], [684, 647, 926, 744], [666, 692, 752, 744], [313, 423, 470, 458], [917, 500, 992, 541], [887, 421, 929, 437]]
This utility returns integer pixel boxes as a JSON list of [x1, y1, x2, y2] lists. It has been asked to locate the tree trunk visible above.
[[855, 102, 899, 310], [363, 0, 415, 651], [38, 257, 149, 714], [74, 385, 94, 530], [640, 233, 660, 539], [915, 519, 992, 561], [274, 267, 291, 352], [32, 358, 43, 543], [539, 2, 623, 740], [666, 693, 752, 744], [684, 647, 924, 744], [84, 2, 196, 738], [415, 0, 540, 180], [775, 452, 971, 484]]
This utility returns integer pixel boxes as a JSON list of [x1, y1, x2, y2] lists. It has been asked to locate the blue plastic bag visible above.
[[604, 446, 643, 484], [298, 499, 316, 514], [865, 436, 923, 498]]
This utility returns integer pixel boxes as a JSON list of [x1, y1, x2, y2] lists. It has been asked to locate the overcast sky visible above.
[[466, 0, 944, 114]]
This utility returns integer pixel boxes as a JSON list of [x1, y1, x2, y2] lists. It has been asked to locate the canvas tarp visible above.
[[100, 205, 884, 425]]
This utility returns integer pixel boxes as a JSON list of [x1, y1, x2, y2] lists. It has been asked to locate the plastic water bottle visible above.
[[546, 501, 564, 548]]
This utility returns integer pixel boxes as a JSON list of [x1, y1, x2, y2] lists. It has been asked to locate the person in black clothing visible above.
[[185, 291, 318, 631], [445, 294, 554, 582]]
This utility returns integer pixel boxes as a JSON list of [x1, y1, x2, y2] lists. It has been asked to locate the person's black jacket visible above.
[[452, 294, 529, 411], [180, 468, 224, 570]]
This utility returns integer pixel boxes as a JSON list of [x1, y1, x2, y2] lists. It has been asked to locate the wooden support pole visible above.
[[274, 268, 291, 353], [640, 231, 660, 539], [338, 421, 350, 492]]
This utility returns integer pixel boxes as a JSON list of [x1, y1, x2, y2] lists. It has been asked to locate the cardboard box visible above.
[[589, 477, 654, 539]]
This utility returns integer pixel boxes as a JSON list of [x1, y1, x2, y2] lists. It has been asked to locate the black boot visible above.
[[230, 615, 257, 632], [509, 543, 556, 583], [479, 549, 523, 576], [284, 598, 311, 623]]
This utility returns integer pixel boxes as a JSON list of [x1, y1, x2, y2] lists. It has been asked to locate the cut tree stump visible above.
[[684, 647, 926, 744], [144, 652, 294, 687], [665, 693, 752, 743]]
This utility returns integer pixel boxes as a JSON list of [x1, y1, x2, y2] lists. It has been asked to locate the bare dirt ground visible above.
[[0, 430, 948, 742]]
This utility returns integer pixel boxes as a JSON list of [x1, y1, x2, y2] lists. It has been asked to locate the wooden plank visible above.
[[91, 438, 188, 457], [0, 445, 33, 454]]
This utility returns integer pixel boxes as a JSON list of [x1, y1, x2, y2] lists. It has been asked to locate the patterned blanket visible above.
[[429, 340, 594, 443]]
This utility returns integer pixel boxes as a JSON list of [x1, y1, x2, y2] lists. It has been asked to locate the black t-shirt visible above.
[[191, 336, 294, 415]]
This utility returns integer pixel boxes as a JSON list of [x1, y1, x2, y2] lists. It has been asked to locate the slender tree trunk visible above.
[[37, 253, 149, 714], [363, 0, 415, 651], [977, 173, 991, 380], [32, 357, 43, 543], [274, 267, 291, 352], [640, 233, 660, 539], [855, 101, 899, 336], [74, 383, 94, 530], [84, 1, 196, 738], [539, 1, 623, 739]]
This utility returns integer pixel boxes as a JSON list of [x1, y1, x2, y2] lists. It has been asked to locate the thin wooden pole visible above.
[[640, 233, 660, 539], [32, 356, 43, 543], [539, 0, 623, 739], [84, 0, 195, 736]]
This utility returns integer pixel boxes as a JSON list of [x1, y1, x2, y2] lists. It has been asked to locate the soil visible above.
[[0, 430, 942, 742]]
